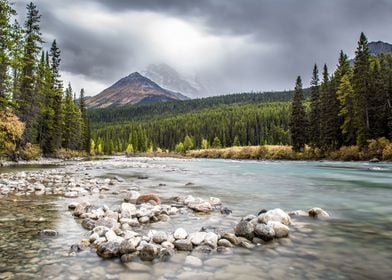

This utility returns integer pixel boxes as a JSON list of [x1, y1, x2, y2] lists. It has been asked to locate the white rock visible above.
[[209, 197, 222, 206], [258, 208, 291, 225], [203, 232, 218, 248], [174, 228, 188, 239], [308, 207, 330, 218], [121, 203, 137, 219], [267, 221, 289, 238], [189, 232, 207, 245], [188, 201, 213, 213]]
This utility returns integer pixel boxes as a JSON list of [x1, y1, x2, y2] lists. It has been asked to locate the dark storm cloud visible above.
[[13, 0, 392, 94]]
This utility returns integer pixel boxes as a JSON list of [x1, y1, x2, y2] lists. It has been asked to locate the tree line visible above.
[[290, 33, 392, 152], [0, 1, 89, 158]]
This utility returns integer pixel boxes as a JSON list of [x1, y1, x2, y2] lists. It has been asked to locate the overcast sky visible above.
[[13, 0, 392, 96]]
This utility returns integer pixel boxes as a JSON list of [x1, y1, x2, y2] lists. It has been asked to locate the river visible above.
[[0, 157, 391, 279]]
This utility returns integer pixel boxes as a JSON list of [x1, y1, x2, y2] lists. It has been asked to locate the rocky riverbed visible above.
[[0, 157, 391, 279]]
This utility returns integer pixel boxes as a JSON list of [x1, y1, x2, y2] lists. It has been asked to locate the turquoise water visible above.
[[0, 158, 391, 279]]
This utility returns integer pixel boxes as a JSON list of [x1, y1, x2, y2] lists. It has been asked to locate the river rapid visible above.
[[0, 157, 391, 280]]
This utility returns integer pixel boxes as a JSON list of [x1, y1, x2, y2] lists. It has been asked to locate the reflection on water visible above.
[[0, 157, 391, 279]]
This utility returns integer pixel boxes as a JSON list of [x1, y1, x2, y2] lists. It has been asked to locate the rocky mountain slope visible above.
[[86, 72, 188, 108]]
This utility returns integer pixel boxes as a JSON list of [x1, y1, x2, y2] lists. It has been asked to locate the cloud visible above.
[[12, 0, 392, 95]]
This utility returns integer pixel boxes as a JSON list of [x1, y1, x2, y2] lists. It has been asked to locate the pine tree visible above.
[[183, 135, 194, 151], [308, 64, 320, 148], [352, 32, 371, 147], [0, 0, 16, 108], [337, 74, 356, 144], [17, 2, 42, 143], [79, 88, 90, 152], [212, 136, 222, 148], [232, 135, 241, 146], [289, 76, 306, 152]]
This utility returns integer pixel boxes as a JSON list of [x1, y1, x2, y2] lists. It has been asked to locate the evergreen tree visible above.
[[17, 2, 42, 143], [289, 76, 306, 152], [232, 135, 241, 146], [212, 136, 222, 148], [201, 138, 209, 149], [337, 74, 356, 144], [183, 135, 194, 151], [308, 64, 320, 148], [352, 32, 371, 147], [0, 0, 16, 108], [79, 88, 90, 152]]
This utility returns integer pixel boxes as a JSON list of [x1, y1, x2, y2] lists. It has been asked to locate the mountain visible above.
[[141, 64, 210, 98], [368, 41, 392, 56], [86, 72, 188, 108]]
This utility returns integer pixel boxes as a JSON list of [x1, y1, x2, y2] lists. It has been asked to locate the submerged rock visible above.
[[40, 229, 58, 237], [174, 239, 193, 251], [185, 255, 203, 267], [308, 207, 330, 218], [97, 241, 121, 258], [140, 244, 158, 261]]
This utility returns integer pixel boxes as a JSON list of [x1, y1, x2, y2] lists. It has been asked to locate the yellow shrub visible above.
[[19, 143, 42, 160], [382, 143, 392, 161], [367, 138, 390, 158], [329, 146, 361, 161]]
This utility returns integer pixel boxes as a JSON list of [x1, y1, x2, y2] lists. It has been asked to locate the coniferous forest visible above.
[[0, 1, 89, 159], [89, 33, 392, 159]]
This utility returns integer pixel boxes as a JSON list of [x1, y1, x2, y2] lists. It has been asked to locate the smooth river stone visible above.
[[258, 208, 291, 225], [185, 255, 203, 267]]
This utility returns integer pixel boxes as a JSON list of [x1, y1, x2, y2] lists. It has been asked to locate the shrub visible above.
[[54, 148, 86, 159], [329, 146, 361, 161], [175, 142, 185, 153], [382, 143, 392, 161], [19, 143, 42, 160], [367, 138, 390, 159], [0, 109, 25, 158]]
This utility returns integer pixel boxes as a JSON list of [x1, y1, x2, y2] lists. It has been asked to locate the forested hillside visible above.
[[0, 1, 89, 159]]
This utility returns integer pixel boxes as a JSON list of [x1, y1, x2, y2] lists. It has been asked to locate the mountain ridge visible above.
[[85, 72, 188, 108]]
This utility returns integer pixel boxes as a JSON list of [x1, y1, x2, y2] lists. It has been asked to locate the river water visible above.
[[0, 157, 391, 280]]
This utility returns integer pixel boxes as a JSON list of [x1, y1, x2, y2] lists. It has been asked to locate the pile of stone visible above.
[[0, 169, 120, 198], [70, 194, 329, 263]]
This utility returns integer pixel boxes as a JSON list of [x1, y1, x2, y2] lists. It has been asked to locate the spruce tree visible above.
[[352, 32, 371, 147], [18, 2, 42, 143], [79, 88, 90, 152], [337, 74, 356, 145], [289, 76, 306, 152], [308, 64, 320, 148]]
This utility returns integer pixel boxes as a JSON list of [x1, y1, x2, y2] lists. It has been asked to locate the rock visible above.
[[268, 221, 289, 238], [73, 201, 91, 217], [287, 210, 308, 217], [188, 201, 213, 213], [242, 214, 257, 222], [159, 247, 174, 262], [257, 209, 268, 216], [369, 157, 380, 163], [185, 255, 203, 268], [254, 223, 275, 241], [174, 239, 193, 251], [258, 208, 291, 225], [81, 219, 96, 230], [174, 228, 188, 239], [140, 244, 158, 261], [217, 239, 233, 247], [308, 207, 330, 218], [120, 252, 139, 263], [238, 237, 255, 249], [34, 183, 45, 191], [105, 230, 118, 242], [222, 233, 240, 245], [189, 232, 207, 245], [89, 232, 99, 243], [139, 216, 150, 224], [203, 232, 218, 248], [220, 207, 232, 215], [234, 220, 255, 240], [64, 191, 78, 198], [97, 241, 121, 258], [93, 226, 110, 237], [40, 229, 58, 236], [136, 193, 161, 205], [209, 197, 222, 206], [121, 203, 136, 219], [193, 245, 213, 254], [124, 191, 140, 202], [95, 217, 119, 230], [152, 231, 168, 244], [161, 241, 174, 249]]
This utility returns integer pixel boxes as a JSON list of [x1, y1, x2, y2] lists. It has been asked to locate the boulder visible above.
[[203, 232, 218, 248], [97, 241, 121, 258], [308, 207, 330, 218], [209, 197, 222, 206], [217, 239, 233, 248], [152, 231, 168, 244], [174, 228, 188, 240], [189, 232, 207, 246], [120, 203, 137, 219], [234, 220, 255, 240], [136, 193, 161, 205], [187, 201, 213, 213], [73, 201, 91, 217], [254, 223, 275, 241], [222, 233, 240, 245], [174, 239, 193, 251], [120, 252, 139, 263], [258, 208, 291, 225], [140, 244, 158, 261], [268, 221, 289, 238]]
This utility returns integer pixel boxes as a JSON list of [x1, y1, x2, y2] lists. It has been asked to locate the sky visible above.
[[13, 0, 392, 96]]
